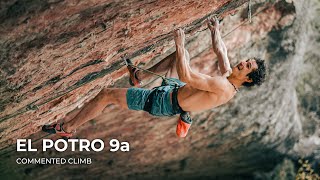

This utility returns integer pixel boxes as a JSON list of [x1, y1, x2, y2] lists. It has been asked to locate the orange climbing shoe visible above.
[[125, 59, 142, 87], [42, 123, 73, 138], [176, 112, 192, 138]]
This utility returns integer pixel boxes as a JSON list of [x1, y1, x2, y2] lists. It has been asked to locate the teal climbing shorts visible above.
[[126, 78, 186, 116]]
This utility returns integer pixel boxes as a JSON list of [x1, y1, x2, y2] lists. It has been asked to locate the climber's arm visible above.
[[174, 29, 193, 83], [208, 17, 232, 77], [174, 29, 227, 92]]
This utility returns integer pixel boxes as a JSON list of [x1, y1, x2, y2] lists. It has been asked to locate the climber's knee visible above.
[[94, 88, 114, 104], [99, 88, 128, 108]]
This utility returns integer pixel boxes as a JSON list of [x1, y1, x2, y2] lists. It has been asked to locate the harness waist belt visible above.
[[143, 90, 156, 113], [172, 87, 184, 114]]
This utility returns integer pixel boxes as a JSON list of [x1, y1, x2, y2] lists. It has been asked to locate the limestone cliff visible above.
[[0, 0, 319, 179]]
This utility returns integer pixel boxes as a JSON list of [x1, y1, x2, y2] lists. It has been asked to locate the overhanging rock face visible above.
[[1, 0, 319, 179], [0, 0, 248, 146]]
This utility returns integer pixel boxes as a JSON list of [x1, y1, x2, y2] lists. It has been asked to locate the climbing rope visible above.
[[249, 0, 252, 23], [0, 1, 270, 123]]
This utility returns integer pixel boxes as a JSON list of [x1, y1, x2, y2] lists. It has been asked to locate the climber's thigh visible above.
[[112, 88, 129, 109]]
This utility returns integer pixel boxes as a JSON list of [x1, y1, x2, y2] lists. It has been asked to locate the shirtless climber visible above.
[[42, 17, 266, 138]]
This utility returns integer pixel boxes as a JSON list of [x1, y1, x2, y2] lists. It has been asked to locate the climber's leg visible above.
[[131, 49, 191, 81], [41, 106, 85, 137], [130, 52, 176, 81], [43, 88, 128, 136], [62, 88, 127, 133], [63, 106, 85, 123]]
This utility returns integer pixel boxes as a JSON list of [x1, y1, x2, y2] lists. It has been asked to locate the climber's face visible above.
[[232, 59, 258, 81]]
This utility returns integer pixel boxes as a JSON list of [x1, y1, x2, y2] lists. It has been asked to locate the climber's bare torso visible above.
[[177, 77, 236, 112]]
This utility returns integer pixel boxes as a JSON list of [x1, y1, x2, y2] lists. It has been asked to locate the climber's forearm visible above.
[[210, 31, 232, 76], [175, 44, 192, 82], [214, 44, 231, 76]]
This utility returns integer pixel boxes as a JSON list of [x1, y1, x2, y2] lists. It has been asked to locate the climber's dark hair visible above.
[[242, 58, 267, 87]]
